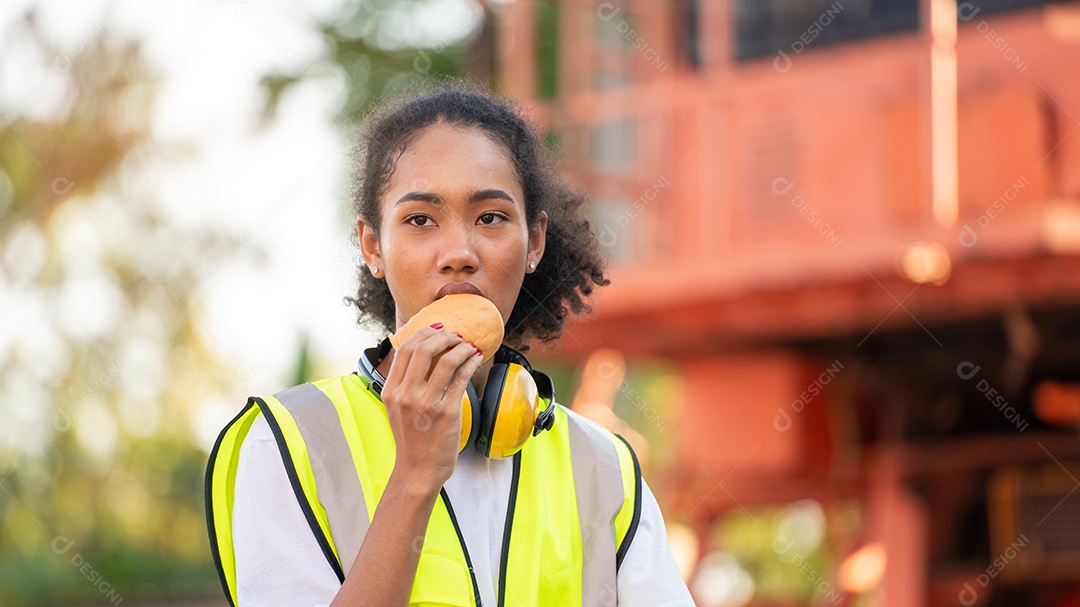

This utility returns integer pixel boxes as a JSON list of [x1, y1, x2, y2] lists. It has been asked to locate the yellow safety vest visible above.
[[205, 372, 642, 607]]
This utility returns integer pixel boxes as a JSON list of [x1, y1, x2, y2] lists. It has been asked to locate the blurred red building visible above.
[[481, 1, 1080, 606]]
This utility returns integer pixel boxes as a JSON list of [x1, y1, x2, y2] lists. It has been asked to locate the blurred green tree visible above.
[[0, 11, 236, 606], [1, 1, 489, 605], [258, 0, 488, 124]]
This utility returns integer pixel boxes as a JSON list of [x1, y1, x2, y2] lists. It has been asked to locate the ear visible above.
[[358, 215, 382, 276], [527, 211, 547, 273]]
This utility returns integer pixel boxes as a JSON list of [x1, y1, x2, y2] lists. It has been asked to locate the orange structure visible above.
[[484, 1, 1080, 606]]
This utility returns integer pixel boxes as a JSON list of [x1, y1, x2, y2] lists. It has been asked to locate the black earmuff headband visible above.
[[357, 337, 393, 395]]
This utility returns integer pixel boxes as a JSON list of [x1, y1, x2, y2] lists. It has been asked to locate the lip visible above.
[[436, 282, 483, 300]]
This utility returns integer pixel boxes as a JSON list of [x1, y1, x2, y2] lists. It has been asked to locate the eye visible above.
[[405, 214, 433, 227], [478, 212, 506, 225]]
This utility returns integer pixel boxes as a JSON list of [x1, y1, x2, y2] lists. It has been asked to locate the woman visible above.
[[206, 82, 694, 606]]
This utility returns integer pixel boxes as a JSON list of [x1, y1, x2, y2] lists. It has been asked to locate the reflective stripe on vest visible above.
[[273, 383, 369, 575], [206, 373, 642, 607]]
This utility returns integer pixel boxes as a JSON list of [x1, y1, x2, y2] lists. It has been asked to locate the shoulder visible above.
[[226, 373, 368, 450], [308, 373, 370, 394], [246, 374, 378, 421], [244, 413, 274, 442], [559, 403, 614, 441], [558, 404, 637, 458], [552, 405, 641, 488]]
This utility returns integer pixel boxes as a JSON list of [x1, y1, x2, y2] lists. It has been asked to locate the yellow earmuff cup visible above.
[[488, 365, 540, 460], [459, 391, 472, 453]]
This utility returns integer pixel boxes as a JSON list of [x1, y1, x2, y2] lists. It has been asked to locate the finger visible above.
[[433, 345, 485, 406], [421, 340, 480, 397], [384, 326, 460, 393], [398, 331, 467, 394], [383, 325, 441, 389]]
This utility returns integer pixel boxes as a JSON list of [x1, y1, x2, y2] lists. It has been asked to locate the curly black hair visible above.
[[345, 80, 610, 352]]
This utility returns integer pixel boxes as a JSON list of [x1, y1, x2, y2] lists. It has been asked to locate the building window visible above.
[[733, 0, 1070, 62], [590, 120, 635, 174], [968, 0, 1072, 15], [590, 198, 636, 262], [733, 0, 920, 61], [593, 2, 634, 90], [680, 0, 701, 70]]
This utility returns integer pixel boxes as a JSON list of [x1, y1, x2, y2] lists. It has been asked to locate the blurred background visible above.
[[2, 0, 1079, 605]]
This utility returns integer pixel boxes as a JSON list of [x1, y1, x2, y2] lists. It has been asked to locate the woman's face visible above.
[[358, 122, 547, 334]]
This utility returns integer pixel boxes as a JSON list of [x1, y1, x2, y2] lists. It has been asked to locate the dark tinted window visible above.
[[964, 0, 1070, 14], [734, 0, 1070, 61], [734, 0, 919, 60]]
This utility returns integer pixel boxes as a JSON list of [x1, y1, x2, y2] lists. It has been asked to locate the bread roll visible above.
[[390, 294, 504, 363]]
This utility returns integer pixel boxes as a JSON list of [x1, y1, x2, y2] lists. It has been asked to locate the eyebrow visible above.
[[394, 189, 516, 207]]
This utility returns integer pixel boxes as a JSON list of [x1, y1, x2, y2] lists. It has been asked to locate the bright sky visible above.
[[0, 0, 483, 449]]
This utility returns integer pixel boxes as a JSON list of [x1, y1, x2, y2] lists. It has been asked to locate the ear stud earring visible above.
[[529, 262, 536, 270]]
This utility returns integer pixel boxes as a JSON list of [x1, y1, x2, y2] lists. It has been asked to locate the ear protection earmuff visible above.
[[359, 338, 556, 459]]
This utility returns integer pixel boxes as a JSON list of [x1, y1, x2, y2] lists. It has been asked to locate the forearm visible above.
[[330, 329, 478, 606], [330, 472, 440, 607]]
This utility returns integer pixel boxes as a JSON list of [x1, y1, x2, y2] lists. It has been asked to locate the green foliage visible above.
[[0, 439, 220, 606], [703, 500, 862, 606], [536, 0, 560, 100], [259, 0, 479, 124], [0, 14, 238, 606], [612, 360, 682, 471]]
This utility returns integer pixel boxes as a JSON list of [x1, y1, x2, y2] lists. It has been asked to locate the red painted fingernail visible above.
[[475, 349, 483, 357], [429, 323, 443, 329], [454, 332, 463, 338]]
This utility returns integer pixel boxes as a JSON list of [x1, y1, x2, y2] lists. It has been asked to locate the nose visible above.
[[436, 222, 479, 274]]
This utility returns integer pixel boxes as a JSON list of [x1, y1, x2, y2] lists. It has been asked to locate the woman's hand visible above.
[[331, 324, 481, 607], [380, 324, 484, 492]]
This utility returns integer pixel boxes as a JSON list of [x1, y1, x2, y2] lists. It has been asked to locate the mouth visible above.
[[436, 282, 484, 300]]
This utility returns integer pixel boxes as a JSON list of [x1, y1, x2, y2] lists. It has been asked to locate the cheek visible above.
[[486, 241, 528, 323], [382, 228, 430, 267], [485, 234, 528, 275]]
